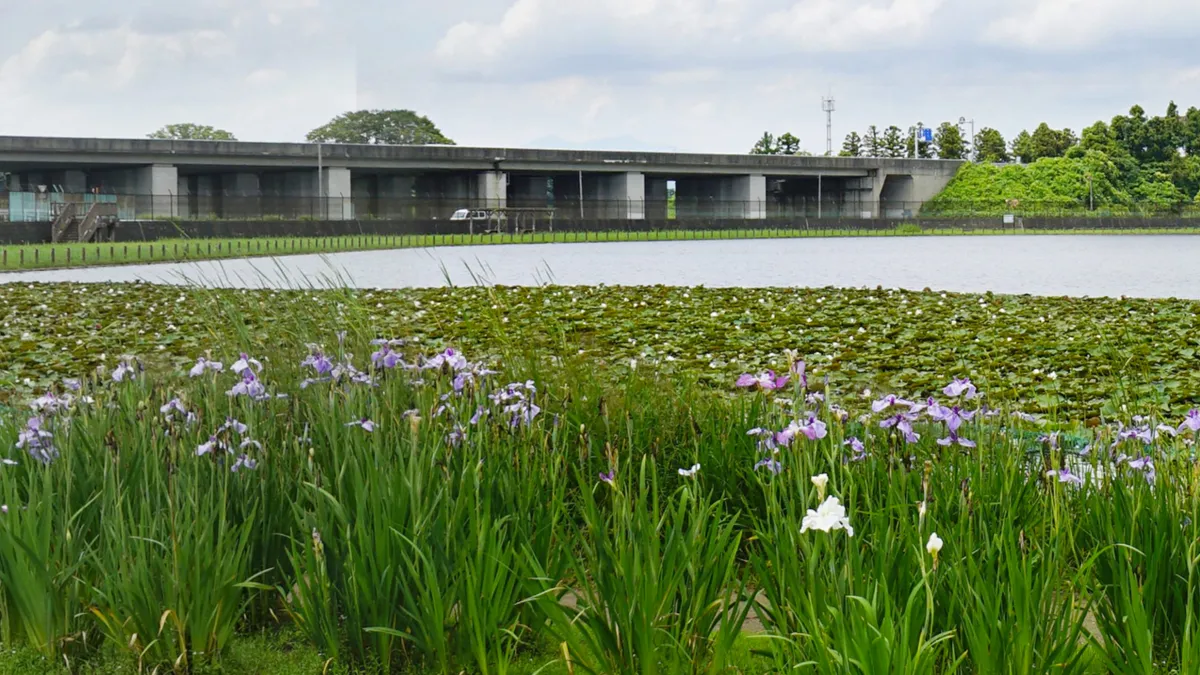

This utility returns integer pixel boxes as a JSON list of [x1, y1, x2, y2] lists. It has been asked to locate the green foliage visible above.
[[840, 131, 864, 157], [973, 128, 1009, 163], [863, 125, 882, 157], [147, 124, 237, 141], [306, 109, 454, 145], [750, 131, 802, 155], [933, 123, 967, 160], [923, 154, 1130, 214], [881, 126, 907, 158]]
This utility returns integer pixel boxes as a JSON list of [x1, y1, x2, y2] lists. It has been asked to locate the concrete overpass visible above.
[[0, 136, 963, 221]]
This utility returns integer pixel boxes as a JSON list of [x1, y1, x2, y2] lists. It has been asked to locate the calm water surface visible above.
[[4, 235, 1200, 299]]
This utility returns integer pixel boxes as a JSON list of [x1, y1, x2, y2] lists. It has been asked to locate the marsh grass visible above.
[[2, 281, 1200, 674]]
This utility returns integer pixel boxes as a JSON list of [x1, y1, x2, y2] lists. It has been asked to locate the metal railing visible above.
[[3, 191, 1200, 223]]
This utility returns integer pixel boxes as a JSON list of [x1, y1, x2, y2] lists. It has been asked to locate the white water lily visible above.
[[811, 473, 829, 500], [801, 496, 854, 537]]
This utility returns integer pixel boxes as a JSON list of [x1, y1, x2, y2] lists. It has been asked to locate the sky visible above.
[[1, 0, 1198, 154]]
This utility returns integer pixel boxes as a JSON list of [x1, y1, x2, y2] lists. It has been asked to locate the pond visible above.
[[4, 235, 1200, 298]]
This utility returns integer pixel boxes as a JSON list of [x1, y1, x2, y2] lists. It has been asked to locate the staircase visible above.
[[49, 202, 118, 243]]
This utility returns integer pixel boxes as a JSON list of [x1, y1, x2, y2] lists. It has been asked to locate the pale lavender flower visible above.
[[63, 378, 81, 391], [196, 436, 229, 457], [1156, 424, 1178, 438], [806, 392, 825, 406], [189, 357, 224, 377], [231, 454, 258, 472], [747, 428, 779, 453], [231, 353, 263, 375], [301, 350, 334, 376], [755, 457, 783, 474], [937, 431, 977, 448], [796, 415, 828, 441], [942, 378, 978, 399], [345, 418, 375, 432], [881, 413, 921, 443], [423, 348, 469, 372], [735, 371, 790, 391], [112, 358, 138, 382], [1011, 411, 1042, 423], [31, 392, 73, 414], [1180, 409, 1200, 434], [791, 359, 808, 389], [872, 394, 915, 413], [1038, 432, 1060, 450], [469, 406, 487, 425], [907, 397, 936, 414], [1116, 424, 1153, 445], [844, 437, 867, 462], [1047, 468, 1083, 486], [448, 425, 467, 447], [16, 417, 57, 465], [828, 404, 850, 423], [220, 417, 248, 435], [371, 344, 403, 369], [452, 372, 475, 393], [239, 439, 262, 450], [599, 469, 616, 485], [929, 405, 975, 433]]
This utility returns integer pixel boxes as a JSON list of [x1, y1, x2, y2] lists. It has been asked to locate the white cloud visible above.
[[983, 0, 1200, 49], [762, 0, 946, 50]]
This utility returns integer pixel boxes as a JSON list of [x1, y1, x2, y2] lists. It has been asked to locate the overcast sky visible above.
[[1, 0, 1197, 153]]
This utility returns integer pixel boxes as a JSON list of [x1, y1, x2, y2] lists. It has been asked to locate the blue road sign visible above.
[[920, 128, 933, 143]]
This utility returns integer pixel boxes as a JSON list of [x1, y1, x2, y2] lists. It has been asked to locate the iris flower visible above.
[[735, 371, 790, 391], [801, 496, 854, 537], [942, 378, 978, 399], [678, 463, 701, 478]]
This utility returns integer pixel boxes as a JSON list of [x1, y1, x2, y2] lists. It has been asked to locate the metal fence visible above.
[[3, 191, 1200, 223]]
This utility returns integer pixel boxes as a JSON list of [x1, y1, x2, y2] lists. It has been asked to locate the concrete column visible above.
[[615, 172, 645, 220], [321, 167, 352, 220], [136, 164, 179, 217], [728, 174, 766, 219], [477, 170, 508, 208], [646, 177, 669, 220]]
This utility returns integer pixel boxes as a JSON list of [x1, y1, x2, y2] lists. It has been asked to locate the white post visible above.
[[578, 170, 584, 219], [817, 174, 822, 219]]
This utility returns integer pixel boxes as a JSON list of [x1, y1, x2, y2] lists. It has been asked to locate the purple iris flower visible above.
[[231, 353, 263, 375], [1012, 411, 1042, 423], [881, 413, 920, 443], [469, 406, 487, 425], [754, 458, 783, 474], [1156, 424, 1178, 438], [872, 394, 915, 413], [447, 425, 467, 447], [16, 417, 58, 465], [828, 404, 850, 423], [301, 349, 334, 376], [599, 469, 616, 485], [793, 415, 828, 441], [791, 360, 808, 389], [452, 372, 474, 393], [929, 405, 974, 433], [1116, 424, 1153, 445], [907, 397, 936, 414], [844, 437, 867, 462], [196, 436, 230, 457], [345, 418, 375, 432], [735, 371, 790, 391], [1180, 409, 1200, 434], [112, 358, 139, 382], [942, 378, 978, 400], [747, 428, 779, 453], [189, 357, 224, 377], [231, 454, 258, 472], [423, 348, 470, 372], [63, 378, 81, 392], [1048, 469, 1083, 485], [936, 431, 977, 448], [227, 370, 267, 399], [31, 392, 73, 414], [1038, 432, 1060, 449], [371, 344, 404, 369]]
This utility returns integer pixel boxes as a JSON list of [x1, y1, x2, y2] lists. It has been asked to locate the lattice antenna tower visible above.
[[821, 95, 836, 156]]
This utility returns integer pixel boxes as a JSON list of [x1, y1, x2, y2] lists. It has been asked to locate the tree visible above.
[[750, 132, 777, 155], [880, 126, 907, 158], [306, 109, 454, 145], [1011, 130, 1034, 163], [776, 133, 802, 155], [1185, 107, 1200, 157], [862, 126, 882, 158], [973, 128, 1009, 163], [904, 124, 934, 158], [749, 131, 803, 155], [1028, 123, 1077, 160], [148, 123, 237, 141], [839, 132, 863, 157], [933, 122, 967, 159]]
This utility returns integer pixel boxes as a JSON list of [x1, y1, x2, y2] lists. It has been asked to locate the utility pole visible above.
[[911, 123, 924, 159], [958, 117, 975, 160], [821, 96, 836, 156]]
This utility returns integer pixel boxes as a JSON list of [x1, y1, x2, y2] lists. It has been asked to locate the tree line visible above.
[[146, 110, 456, 146]]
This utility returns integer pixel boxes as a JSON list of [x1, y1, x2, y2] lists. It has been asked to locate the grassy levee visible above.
[[6, 225, 1200, 271]]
